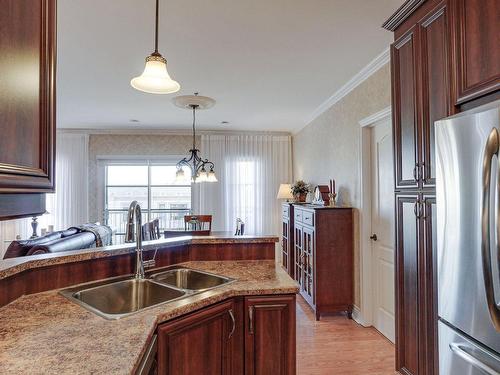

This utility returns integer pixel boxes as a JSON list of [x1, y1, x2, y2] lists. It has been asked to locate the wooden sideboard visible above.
[[281, 204, 353, 320], [384, 1, 499, 374]]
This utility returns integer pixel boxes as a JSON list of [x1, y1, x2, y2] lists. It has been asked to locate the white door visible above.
[[370, 118, 395, 342]]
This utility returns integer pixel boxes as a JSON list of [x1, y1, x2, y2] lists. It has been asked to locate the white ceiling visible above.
[[57, 0, 403, 132]]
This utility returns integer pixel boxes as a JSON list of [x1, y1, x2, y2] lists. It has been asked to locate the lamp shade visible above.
[[277, 184, 293, 200], [130, 55, 180, 94]]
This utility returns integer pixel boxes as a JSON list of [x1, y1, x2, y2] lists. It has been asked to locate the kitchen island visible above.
[[0, 260, 298, 374]]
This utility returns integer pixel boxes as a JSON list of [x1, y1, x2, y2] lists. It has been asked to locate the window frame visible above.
[[102, 158, 193, 241]]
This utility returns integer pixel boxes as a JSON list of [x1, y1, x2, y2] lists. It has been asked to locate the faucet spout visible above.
[[124, 200, 145, 279]]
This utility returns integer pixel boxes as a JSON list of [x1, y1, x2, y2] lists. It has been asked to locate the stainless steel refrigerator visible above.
[[436, 100, 500, 374]]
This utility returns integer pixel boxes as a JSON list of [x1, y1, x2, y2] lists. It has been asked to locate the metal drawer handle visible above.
[[450, 343, 500, 375], [228, 309, 235, 340], [248, 306, 254, 335]]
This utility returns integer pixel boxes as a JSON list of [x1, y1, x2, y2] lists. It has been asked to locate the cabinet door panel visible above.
[[392, 27, 419, 189], [157, 300, 237, 375], [0, 0, 56, 193], [421, 195, 438, 374], [395, 194, 420, 375], [420, 2, 451, 188], [294, 225, 303, 286], [244, 295, 296, 375], [301, 226, 314, 307], [453, 0, 500, 104]]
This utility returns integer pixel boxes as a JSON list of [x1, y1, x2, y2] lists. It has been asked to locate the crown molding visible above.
[[57, 128, 291, 137], [382, 0, 426, 31], [300, 48, 390, 134]]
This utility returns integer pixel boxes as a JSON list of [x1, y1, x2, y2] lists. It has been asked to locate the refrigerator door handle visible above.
[[481, 127, 500, 331], [450, 343, 500, 375]]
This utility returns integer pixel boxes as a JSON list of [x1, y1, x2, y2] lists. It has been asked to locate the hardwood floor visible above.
[[296, 296, 396, 374]]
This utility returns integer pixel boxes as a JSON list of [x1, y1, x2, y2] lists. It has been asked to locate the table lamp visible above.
[[277, 184, 293, 202]]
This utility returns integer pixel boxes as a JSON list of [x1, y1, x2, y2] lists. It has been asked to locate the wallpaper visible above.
[[292, 63, 391, 307]]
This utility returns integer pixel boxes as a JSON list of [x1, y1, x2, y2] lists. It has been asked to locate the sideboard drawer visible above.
[[303, 211, 314, 226], [282, 205, 289, 218], [294, 209, 303, 223]]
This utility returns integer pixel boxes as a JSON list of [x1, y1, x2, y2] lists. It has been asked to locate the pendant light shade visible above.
[[131, 54, 180, 94], [131, 0, 180, 94]]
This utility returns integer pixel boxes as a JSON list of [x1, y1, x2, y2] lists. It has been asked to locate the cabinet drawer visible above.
[[294, 209, 303, 223], [303, 211, 314, 226], [282, 205, 289, 218]]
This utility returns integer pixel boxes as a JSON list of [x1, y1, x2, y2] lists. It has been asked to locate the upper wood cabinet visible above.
[[419, 1, 452, 188], [452, 0, 500, 104], [391, 0, 452, 191], [392, 26, 420, 189], [0, 0, 56, 219]]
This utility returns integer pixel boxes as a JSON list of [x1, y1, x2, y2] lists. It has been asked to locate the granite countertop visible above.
[[0, 260, 297, 375], [0, 232, 279, 280]]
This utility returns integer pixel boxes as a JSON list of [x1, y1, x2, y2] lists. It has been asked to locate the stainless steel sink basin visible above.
[[60, 277, 186, 319], [151, 267, 234, 292]]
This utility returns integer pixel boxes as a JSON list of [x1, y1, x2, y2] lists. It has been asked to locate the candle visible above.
[[332, 179, 335, 194]]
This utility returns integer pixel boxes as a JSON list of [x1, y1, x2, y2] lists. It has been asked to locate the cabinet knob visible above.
[[370, 234, 378, 241]]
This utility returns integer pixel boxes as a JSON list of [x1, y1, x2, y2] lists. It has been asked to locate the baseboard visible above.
[[352, 306, 371, 327]]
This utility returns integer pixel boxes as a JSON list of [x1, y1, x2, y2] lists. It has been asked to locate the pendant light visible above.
[[130, 0, 180, 94], [173, 93, 218, 183]]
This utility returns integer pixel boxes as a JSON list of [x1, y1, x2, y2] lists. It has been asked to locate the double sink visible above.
[[60, 267, 234, 320]]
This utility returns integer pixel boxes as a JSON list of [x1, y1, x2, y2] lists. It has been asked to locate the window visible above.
[[104, 161, 191, 243]]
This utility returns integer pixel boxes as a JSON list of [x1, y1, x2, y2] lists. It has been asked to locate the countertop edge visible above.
[[0, 233, 279, 280]]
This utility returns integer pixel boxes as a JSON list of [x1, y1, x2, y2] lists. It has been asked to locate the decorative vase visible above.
[[296, 193, 307, 202]]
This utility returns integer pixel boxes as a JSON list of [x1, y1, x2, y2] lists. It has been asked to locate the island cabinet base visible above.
[[156, 295, 296, 375]]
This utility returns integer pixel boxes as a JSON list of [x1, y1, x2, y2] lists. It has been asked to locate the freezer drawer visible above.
[[439, 320, 500, 375]]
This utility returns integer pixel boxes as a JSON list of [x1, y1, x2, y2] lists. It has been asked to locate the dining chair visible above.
[[184, 215, 212, 231], [142, 219, 160, 241]]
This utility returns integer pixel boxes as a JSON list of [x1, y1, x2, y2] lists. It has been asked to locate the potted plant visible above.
[[291, 180, 311, 202]]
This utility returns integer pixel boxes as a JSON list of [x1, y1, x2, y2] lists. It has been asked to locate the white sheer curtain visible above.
[[199, 134, 292, 235], [0, 132, 89, 258], [44, 132, 89, 229]]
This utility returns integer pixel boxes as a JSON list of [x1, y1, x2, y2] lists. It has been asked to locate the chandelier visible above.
[[173, 94, 217, 183], [130, 0, 180, 94]]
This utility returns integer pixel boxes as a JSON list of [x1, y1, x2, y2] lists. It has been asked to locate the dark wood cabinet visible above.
[[244, 295, 296, 375], [156, 295, 296, 375], [157, 300, 239, 375], [421, 195, 437, 375], [391, 0, 452, 191], [395, 194, 420, 375], [395, 193, 437, 375], [383, 0, 500, 372], [0, 0, 57, 220], [292, 205, 353, 320], [452, 0, 500, 105], [419, 1, 452, 188], [391, 26, 420, 190], [280, 203, 294, 278]]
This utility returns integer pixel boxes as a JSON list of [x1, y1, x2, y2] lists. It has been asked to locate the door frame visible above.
[[355, 106, 392, 327]]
